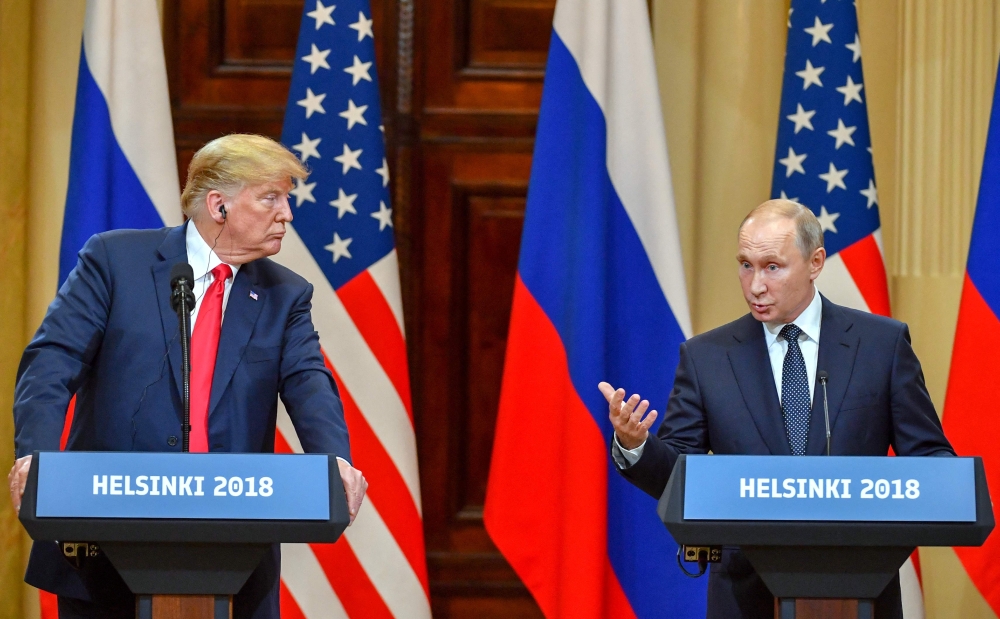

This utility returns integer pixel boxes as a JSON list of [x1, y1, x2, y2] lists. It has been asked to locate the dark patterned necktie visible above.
[[780, 323, 810, 455]]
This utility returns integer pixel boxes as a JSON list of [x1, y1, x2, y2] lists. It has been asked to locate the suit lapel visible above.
[[727, 315, 792, 455], [209, 261, 265, 415], [806, 296, 860, 455], [152, 224, 191, 402]]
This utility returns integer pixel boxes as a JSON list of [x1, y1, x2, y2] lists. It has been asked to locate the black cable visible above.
[[676, 547, 708, 578]]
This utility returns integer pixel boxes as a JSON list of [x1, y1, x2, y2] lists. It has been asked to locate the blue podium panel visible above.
[[35, 452, 330, 520], [683, 455, 975, 522]]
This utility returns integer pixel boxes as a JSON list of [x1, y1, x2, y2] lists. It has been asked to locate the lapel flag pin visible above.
[[249, 291, 258, 301]]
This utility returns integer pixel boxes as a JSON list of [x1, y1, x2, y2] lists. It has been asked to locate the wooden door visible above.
[[163, 1, 553, 616]]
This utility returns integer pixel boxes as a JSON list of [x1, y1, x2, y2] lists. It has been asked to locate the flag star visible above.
[[795, 59, 825, 89], [289, 178, 317, 206], [836, 75, 864, 105], [787, 103, 816, 133], [860, 179, 878, 208], [371, 200, 393, 231], [339, 99, 368, 130], [344, 55, 373, 85], [780, 190, 799, 202], [787, 7, 793, 28], [819, 162, 848, 192], [804, 16, 834, 46], [778, 147, 807, 177], [375, 157, 390, 187], [846, 33, 862, 62], [349, 11, 374, 41], [329, 188, 358, 218], [324, 232, 352, 263], [292, 132, 321, 162], [296, 88, 326, 119], [334, 143, 363, 174], [301, 44, 331, 74], [817, 206, 840, 233], [827, 118, 857, 149], [306, 0, 335, 30]]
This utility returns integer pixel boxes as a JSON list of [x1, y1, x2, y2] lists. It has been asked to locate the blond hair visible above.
[[739, 199, 824, 258], [180, 134, 308, 216]]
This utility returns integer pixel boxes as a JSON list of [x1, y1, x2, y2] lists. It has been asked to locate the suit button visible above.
[[212, 444, 223, 450], [167, 436, 178, 447]]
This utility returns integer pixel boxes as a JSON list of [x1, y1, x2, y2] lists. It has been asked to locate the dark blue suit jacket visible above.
[[618, 297, 953, 619], [14, 224, 350, 618]]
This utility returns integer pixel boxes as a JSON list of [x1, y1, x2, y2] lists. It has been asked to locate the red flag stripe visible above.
[[310, 540, 395, 619], [337, 270, 414, 424], [838, 234, 891, 317], [279, 580, 309, 619], [323, 355, 429, 594]]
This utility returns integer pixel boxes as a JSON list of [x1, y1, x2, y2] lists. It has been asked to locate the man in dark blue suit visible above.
[[599, 200, 953, 619], [7, 134, 368, 619]]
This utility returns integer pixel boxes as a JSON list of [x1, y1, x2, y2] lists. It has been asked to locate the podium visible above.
[[18, 451, 350, 619], [659, 455, 994, 619]]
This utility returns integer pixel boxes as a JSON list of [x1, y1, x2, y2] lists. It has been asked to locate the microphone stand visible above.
[[819, 371, 831, 456], [170, 276, 195, 453]]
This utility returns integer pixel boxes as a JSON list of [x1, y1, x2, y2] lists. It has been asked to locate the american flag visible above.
[[772, 0, 890, 317], [773, 2, 923, 617], [271, 1, 430, 617]]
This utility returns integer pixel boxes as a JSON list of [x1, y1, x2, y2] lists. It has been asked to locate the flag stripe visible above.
[[279, 581, 309, 619], [325, 360, 428, 590], [839, 233, 891, 316], [280, 543, 349, 619], [485, 278, 637, 619], [368, 250, 406, 335], [337, 270, 414, 423], [272, 226, 422, 509], [815, 252, 871, 313], [552, 0, 692, 337], [81, 1, 181, 225], [311, 541, 396, 619]]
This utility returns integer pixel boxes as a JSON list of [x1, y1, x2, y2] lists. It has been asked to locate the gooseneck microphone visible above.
[[170, 262, 196, 453], [818, 370, 831, 456]]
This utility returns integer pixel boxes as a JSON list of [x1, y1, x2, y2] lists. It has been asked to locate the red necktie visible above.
[[189, 263, 232, 452]]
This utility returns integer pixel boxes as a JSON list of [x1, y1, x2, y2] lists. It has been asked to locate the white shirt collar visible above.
[[763, 287, 823, 347], [185, 220, 240, 281]]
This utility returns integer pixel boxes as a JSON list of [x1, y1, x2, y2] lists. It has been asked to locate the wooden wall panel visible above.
[[165, 0, 550, 615]]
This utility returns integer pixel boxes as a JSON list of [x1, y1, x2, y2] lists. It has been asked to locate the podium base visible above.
[[136, 595, 231, 619], [775, 598, 874, 619]]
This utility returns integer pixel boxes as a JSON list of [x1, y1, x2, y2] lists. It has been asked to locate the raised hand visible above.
[[599, 382, 658, 450]]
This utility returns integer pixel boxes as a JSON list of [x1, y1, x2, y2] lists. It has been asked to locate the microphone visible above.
[[818, 370, 831, 456], [169, 262, 195, 452]]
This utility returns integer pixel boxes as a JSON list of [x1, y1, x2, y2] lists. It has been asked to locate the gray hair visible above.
[[738, 199, 824, 257]]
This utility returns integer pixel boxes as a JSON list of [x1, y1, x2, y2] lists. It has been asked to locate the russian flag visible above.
[[59, 0, 181, 286], [41, 2, 180, 616], [483, 0, 706, 617], [942, 60, 1000, 615]]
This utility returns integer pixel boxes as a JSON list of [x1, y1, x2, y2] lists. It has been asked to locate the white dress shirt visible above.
[[186, 222, 239, 330], [613, 288, 824, 468]]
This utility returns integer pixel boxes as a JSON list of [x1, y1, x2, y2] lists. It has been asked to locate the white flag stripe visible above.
[[82, 0, 181, 226], [276, 402, 305, 454], [815, 252, 871, 313], [280, 543, 350, 619], [273, 225, 423, 509], [368, 250, 406, 336], [344, 501, 432, 618], [900, 557, 925, 619], [552, 0, 692, 339]]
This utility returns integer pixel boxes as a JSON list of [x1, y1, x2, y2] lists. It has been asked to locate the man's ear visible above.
[[204, 190, 227, 224], [810, 247, 827, 280]]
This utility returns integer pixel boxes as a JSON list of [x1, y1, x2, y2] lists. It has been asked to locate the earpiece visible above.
[[220, 204, 227, 220]]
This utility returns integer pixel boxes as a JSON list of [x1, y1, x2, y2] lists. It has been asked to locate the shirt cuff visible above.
[[612, 434, 647, 469]]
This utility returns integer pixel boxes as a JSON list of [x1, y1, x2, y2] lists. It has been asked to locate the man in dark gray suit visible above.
[[599, 199, 953, 619]]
